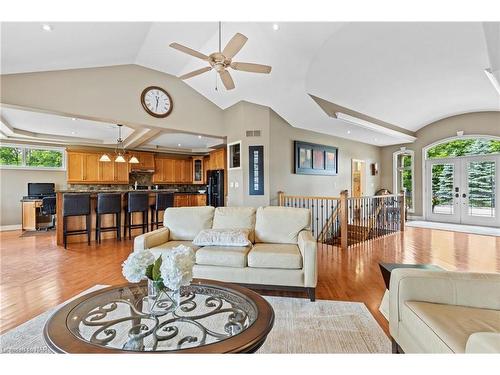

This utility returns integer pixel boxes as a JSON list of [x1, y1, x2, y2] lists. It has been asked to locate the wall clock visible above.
[[140, 86, 173, 118]]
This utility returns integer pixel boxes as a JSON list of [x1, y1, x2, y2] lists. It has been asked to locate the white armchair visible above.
[[389, 269, 500, 353]]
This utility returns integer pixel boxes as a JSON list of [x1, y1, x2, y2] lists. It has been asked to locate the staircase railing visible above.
[[278, 190, 405, 250]]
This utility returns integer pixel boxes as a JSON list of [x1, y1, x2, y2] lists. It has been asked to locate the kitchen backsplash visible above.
[[129, 172, 153, 186], [67, 183, 205, 193]]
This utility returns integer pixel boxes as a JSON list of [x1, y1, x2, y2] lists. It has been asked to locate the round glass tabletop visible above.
[[46, 280, 273, 353]]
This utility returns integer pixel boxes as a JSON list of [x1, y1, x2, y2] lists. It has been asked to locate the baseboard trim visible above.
[[0, 224, 22, 231], [407, 215, 424, 221]]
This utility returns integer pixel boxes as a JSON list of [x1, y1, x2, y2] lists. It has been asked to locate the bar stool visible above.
[[96, 193, 122, 243], [150, 192, 174, 231], [124, 192, 149, 240], [63, 193, 91, 249]]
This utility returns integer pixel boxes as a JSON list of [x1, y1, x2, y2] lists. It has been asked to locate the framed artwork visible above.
[[294, 141, 338, 176], [249, 145, 264, 195], [299, 148, 312, 169]]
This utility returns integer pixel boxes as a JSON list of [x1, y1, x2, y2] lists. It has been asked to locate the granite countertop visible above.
[[55, 189, 207, 194]]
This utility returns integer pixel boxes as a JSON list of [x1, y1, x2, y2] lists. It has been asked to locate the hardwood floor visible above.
[[1, 227, 499, 336]]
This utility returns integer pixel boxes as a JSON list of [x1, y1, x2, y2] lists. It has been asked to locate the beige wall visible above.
[[0, 169, 66, 227], [269, 110, 382, 205], [223, 101, 271, 207], [0, 64, 224, 137], [380, 111, 500, 217]]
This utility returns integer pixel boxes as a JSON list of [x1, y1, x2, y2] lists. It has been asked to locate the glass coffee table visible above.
[[43, 279, 274, 353]]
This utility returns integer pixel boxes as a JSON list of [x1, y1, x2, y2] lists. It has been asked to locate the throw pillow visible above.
[[193, 229, 251, 247]]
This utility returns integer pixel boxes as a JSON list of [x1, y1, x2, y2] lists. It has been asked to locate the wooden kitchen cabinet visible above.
[[67, 150, 129, 184], [192, 157, 204, 184], [174, 194, 206, 207], [206, 148, 226, 171], [153, 157, 192, 183], [67, 152, 85, 182], [129, 151, 155, 170]]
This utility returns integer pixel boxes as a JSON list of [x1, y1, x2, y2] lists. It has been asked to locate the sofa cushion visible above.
[[248, 243, 303, 269], [149, 241, 200, 259], [212, 207, 256, 243], [193, 228, 251, 247], [255, 206, 310, 244], [196, 245, 251, 268], [402, 301, 500, 353], [163, 206, 215, 241]]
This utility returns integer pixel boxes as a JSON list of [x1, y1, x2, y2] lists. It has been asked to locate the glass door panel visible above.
[[426, 160, 460, 223], [461, 156, 499, 226]]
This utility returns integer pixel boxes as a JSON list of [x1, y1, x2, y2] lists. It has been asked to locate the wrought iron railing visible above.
[[278, 190, 405, 250]]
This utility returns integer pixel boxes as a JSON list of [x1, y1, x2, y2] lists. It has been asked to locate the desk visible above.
[[21, 199, 50, 231]]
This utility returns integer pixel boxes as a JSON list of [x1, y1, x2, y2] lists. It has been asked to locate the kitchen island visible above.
[[55, 189, 207, 246]]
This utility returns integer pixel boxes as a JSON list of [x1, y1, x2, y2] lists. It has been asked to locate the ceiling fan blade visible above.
[[222, 33, 248, 59], [179, 66, 212, 80], [219, 69, 235, 90], [231, 62, 272, 74], [169, 42, 208, 60]]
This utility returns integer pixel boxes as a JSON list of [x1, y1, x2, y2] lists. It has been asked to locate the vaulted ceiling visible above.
[[1, 22, 499, 147]]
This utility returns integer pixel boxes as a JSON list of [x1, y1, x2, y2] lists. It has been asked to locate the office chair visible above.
[[41, 196, 56, 231]]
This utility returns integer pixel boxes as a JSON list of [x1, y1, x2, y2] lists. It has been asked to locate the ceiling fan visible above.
[[169, 22, 272, 90]]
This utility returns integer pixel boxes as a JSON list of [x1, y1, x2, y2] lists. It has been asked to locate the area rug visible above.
[[0, 286, 390, 354], [406, 220, 500, 236]]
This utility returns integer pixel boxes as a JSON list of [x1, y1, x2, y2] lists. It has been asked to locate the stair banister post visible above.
[[278, 191, 285, 206], [399, 190, 406, 232], [340, 190, 349, 251]]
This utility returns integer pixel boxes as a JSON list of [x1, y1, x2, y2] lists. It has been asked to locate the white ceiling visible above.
[[0, 106, 221, 152], [1, 22, 499, 146], [1, 106, 133, 142], [146, 132, 223, 151]]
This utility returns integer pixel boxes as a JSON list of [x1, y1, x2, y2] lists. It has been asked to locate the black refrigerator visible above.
[[207, 169, 224, 207]]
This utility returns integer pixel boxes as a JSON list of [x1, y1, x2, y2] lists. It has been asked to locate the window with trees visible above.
[[427, 138, 500, 159], [393, 149, 414, 212], [0, 144, 65, 170]]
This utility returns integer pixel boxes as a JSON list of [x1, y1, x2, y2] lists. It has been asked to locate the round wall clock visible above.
[[140, 86, 173, 118]]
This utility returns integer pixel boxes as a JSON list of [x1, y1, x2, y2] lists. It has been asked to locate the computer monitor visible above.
[[28, 183, 55, 196]]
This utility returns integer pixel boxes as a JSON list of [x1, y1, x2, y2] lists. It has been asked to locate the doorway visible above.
[[426, 154, 500, 226], [351, 159, 366, 197]]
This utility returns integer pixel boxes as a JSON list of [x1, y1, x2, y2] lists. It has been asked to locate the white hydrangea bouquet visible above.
[[122, 245, 195, 314]]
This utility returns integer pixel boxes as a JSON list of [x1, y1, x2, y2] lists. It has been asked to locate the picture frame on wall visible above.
[[294, 141, 338, 176], [249, 145, 264, 195]]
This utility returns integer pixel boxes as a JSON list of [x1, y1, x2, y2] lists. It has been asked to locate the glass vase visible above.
[[146, 279, 180, 316]]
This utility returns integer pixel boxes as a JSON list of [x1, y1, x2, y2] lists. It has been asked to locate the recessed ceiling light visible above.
[[374, 138, 378, 142], [41, 24, 52, 32], [178, 143, 181, 147], [198, 135, 202, 139], [71, 131, 76, 135], [71, 118, 77, 121], [272, 23, 279, 31], [347, 130, 351, 134]]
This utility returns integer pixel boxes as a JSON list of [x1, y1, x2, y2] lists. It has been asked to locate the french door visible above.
[[426, 155, 500, 226]]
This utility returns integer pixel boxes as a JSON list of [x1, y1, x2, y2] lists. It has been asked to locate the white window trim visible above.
[[393, 149, 415, 213], [0, 142, 67, 171], [227, 140, 242, 170]]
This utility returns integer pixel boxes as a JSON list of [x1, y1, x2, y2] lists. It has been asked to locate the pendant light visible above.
[[100, 124, 139, 164]]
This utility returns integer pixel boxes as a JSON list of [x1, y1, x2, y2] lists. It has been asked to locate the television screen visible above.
[[28, 183, 55, 196]]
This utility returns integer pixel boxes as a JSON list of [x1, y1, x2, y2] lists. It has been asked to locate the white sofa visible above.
[[134, 206, 318, 301], [389, 268, 500, 353]]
